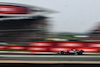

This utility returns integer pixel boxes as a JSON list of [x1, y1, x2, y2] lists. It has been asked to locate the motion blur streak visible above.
[[0, 41, 100, 54]]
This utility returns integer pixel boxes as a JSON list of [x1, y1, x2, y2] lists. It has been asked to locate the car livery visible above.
[[57, 49, 84, 55]]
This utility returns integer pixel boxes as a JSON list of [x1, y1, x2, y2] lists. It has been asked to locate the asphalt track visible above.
[[0, 63, 100, 67], [0, 55, 100, 61]]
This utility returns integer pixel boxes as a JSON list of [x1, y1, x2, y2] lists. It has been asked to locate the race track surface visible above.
[[0, 55, 100, 61]]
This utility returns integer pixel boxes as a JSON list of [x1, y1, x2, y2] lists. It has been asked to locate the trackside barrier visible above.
[[56, 42, 86, 48], [29, 41, 54, 47], [0, 45, 7, 49], [49, 47, 72, 52], [27, 46, 49, 51], [28, 41, 53, 51], [7, 46, 26, 50], [0, 42, 100, 53], [76, 47, 99, 52], [87, 42, 100, 48]]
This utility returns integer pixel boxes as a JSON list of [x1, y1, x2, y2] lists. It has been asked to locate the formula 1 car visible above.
[[57, 49, 84, 55]]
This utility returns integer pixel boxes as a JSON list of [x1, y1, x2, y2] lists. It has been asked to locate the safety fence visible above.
[[0, 41, 100, 54]]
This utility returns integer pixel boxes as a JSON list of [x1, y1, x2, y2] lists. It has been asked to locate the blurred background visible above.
[[0, 0, 99, 53]]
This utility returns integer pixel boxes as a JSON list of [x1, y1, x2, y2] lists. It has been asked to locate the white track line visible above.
[[0, 60, 100, 64]]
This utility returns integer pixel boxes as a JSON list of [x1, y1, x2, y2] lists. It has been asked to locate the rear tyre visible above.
[[74, 52, 78, 55], [61, 51, 64, 55], [81, 50, 84, 52], [66, 50, 69, 54], [78, 52, 82, 55]]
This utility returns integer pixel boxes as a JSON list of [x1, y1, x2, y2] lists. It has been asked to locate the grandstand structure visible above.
[[0, 2, 54, 46], [81, 23, 100, 42]]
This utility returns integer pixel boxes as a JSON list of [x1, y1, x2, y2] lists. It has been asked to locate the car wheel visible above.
[[66, 50, 69, 54], [74, 52, 78, 55], [61, 51, 64, 55], [78, 52, 82, 55], [81, 50, 84, 52]]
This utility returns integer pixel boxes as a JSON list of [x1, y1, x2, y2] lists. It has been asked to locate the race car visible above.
[[57, 49, 84, 55]]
